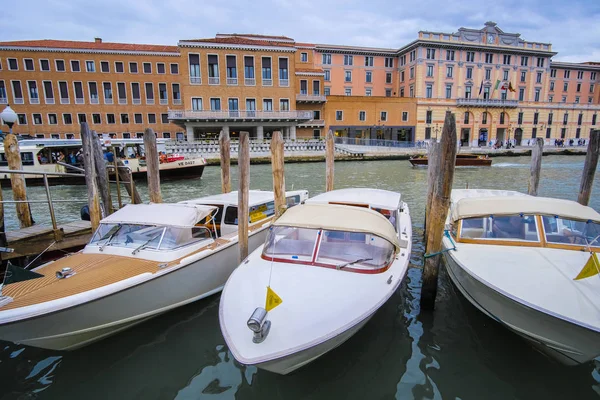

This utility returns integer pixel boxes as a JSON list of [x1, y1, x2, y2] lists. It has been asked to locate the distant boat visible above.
[[219, 188, 412, 374], [409, 153, 492, 167], [442, 189, 600, 365]]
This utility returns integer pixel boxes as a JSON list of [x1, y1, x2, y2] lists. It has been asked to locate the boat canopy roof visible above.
[[306, 188, 401, 210], [182, 190, 277, 208], [100, 203, 217, 228], [451, 195, 600, 223], [274, 203, 400, 250]]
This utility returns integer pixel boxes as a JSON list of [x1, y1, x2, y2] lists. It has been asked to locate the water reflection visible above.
[[0, 156, 599, 399]]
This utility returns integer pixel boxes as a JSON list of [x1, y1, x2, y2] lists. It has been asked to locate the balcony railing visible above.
[[118, 98, 127, 105], [0, 98, 7, 104], [296, 94, 327, 103], [263, 79, 273, 86], [146, 99, 154, 105], [160, 99, 168, 105], [297, 119, 325, 127], [90, 97, 99, 104], [208, 77, 220, 85], [104, 98, 112, 105], [456, 98, 519, 107], [173, 98, 182, 105], [45, 97, 55, 104], [75, 97, 84, 104], [190, 76, 201, 85], [227, 78, 238, 86], [279, 79, 289, 87], [168, 110, 313, 121], [245, 78, 256, 86], [30, 98, 40, 104], [60, 98, 70, 104], [133, 98, 141, 105]]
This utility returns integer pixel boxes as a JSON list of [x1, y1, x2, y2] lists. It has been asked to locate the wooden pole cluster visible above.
[[326, 129, 335, 192], [424, 141, 441, 231], [80, 123, 102, 231], [91, 131, 112, 215], [578, 129, 600, 206], [421, 111, 458, 310], [219, 129, 231, 193], [116, 159, 142, 205], [143, 128, 162, 203], [3, 134, 33, 229], [270, 131, 286, 218], [528, 138, 544, 196], [238, 131, 250, 263]]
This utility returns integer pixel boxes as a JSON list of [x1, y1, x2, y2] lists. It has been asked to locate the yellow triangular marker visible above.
[[265, 286, 283, 312], [574, 253, 600, 280]]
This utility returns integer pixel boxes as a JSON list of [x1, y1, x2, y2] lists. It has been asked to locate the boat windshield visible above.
[[460, 214, 539, 242], [263, 226, 395, 270], [541, 216, 600, 247], [90, 223, 212, 251]]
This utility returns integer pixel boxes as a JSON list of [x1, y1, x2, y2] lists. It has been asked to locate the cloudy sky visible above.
[[1, 0, 599, 62]]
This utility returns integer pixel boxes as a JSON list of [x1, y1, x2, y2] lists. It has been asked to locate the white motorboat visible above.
[[0, 189, 308, 350], [442, 189, 600, 365], [220, 188, 412, 374]]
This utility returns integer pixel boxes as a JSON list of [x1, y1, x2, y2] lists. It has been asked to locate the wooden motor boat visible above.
[[0, 190, 308, 350], [442, 189, 600, 365], [409, 153, 492, 167], [219, 188, 412, 374]]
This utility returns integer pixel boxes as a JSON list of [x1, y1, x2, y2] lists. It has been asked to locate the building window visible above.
[[107, 114, 116, 124], [560, 128, 567, 138], [115, 61, 124, 73], [129, 62, 138, 73], [521, 71, 526, 82], [191, 97, 203, 111], [562, 96, 567, 103], [537, 58, 545, 68], [261, 57, 271, 82], [161, 113, 169, 123], [577, 83, 581, 92], [345, 88, 352, 96], [359, 111, 366, 121], [86, 60, 95, 72], [210, 98, 221, 111], [335, 111, 343, 121], [446, 66, 454, 78], [550, 69, 557, 78], [593, 114, 597, 126], [134, 114, 142, 124], [313, 129, 321, 138], [592, 72, 597, 80], [464, 112, 469, 124], [365, 71, 372, 83], [409, 86, 414, 97], [483, 86, 490, 99], [548, 113, 553, 125], [8, 58, 18, 70], [549, 95, 553, 102], [27, 81, 39, 101], [324, 70, 330, 81], [136, 132, 144, 138], [17, 114, 27, 125], [70, 60, 80, 72], [33, 113, 42, 124], [533, 112, 539, 125], [578, 113, 583, 125], [92, 113, 101, 124], [426, 85, 433, 98], [427, 65, 434, 77], [324, 87, 330, 96], [380, 111, 387, 121], [122, 132, 131, 139], [499, 112, 505, 125], [163, 132, 171, 139], [564, 70, 571, 79], [121, 113, 129, 124], [485, 53, 493, 64], [344, 55, 353, 66], [226, 55, 237, 81], [278, 58, 288, 83], [465, 86, 472, 98], [485, 68, 491, 80], [385, 89, 391, 97], [143, 62, 152, 74], [410, 67, 414, 79], [401, 70, 405, 82], [385, 57, 394, 68], [426, 49, 436, 59], [78, 113, 86, 123], [563, 113, 569, 125], [519, 88, 525, 101], [279, 99, 289, 111], [301, 52, 308, 62], [445, 84, 452, 99], [482, 112, 488, 124], [446, 50, 455, 61], [521, 56, 528, 66], [517, 112, 523, 125], [157, 63, 166, 74], [536, 72, 542, 84], [103, 82, 113, 102], [365, 88, 372, 96], [24, 59, 34, 71], [425, 127, 431, 140], [322, 53, 331, 65], [534, 89, 540, 102], [145, 82, 154, 103], [148, 114, 156, 124], [466, 51, 475, 62], [48, 113, 57, 125], [402, 112, 408, 122], [576, 128, 581, 138], [345, 70, 352, 82], [386, 72, 392, 84], [563, 82, 568, 92], [170, 63, 179, 74], [400, 88, 404, 97], [426, 110, 432, 124], [550, 81, 555, 91], [40, 59, 50, 71], [590, 84, 595, 93], [100, 61, 109, 73], [63, 113, 72, 124], [466, 67, 473, 79], [365, 56, 373, 67], [263, 99, 273, 111], [531, 128, 537, 138], [503, 55, 511, 65]]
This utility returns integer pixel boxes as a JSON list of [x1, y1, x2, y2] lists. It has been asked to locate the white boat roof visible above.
[[181, 190, 304, 208], [451, 191, 600, 223], [274, 203, 400, 250], [100, 203, 216, 228], [306, 188, 401, 210]]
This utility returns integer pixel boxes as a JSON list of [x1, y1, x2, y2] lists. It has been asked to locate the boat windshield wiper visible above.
[[132, 232, 163, 255], [336, 257, 373, 270], [99, 224, 122, 251]]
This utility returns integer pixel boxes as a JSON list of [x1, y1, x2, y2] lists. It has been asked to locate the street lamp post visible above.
[[0, 105, 18, 135]]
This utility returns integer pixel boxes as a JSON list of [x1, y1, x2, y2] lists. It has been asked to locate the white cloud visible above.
[[1, 0, 598, 61]]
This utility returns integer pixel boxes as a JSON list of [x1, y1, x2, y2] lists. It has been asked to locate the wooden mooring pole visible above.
[[3, 134, 33, 228], [219, 129, 231, 193], [80, 123, 101, 231], [238, 131, 250, 263], [421, 111, 458, 310], [91, 131, 112, 215], [577, 129, 600, 206], [271, 131, 286, 218], [424, 141, 441, 231], [528, 138, 544, 196], [144, 128, 162, 203], [326, 129, 335, 192]]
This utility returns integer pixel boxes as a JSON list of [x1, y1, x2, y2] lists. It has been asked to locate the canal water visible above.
[[1, 155, 600, 399]]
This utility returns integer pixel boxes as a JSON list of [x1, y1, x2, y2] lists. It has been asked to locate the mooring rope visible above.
[[424, 230, 456, 259]]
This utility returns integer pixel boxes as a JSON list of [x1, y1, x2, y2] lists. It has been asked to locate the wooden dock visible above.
[[3, 220, 92, 261]]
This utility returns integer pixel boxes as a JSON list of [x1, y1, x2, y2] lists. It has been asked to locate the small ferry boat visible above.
[[409, 153, 492, 167], [443, 189, 600, 365], [0, 189, 308, 350], [219, 188, 412, 374], [0, 138, 207, 186]]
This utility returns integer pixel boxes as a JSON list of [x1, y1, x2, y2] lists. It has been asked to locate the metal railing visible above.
[[457, 98, 519, 107], [334, 137, 420, 148], [75, 97, 85, 104], [296, 94, 327, 102], [168, 110, 313, 120], [245, 78, 256, 86], [45, 98, 55, 104], [190, 76, 202, 84], [0, 98, 7, 104], [208, 77, 220, 85], [227, 78, 238, 85], [173, 98, 182, 105]]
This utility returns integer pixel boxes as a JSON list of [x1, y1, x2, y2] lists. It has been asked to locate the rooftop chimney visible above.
[[94, 37, 102, 43]]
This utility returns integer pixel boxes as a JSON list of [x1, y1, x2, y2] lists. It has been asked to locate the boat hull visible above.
[[255, 313, 374, 375], [409, 156, 492, 167], [0, 228, 268, 350], [443, 246, 600, 365]]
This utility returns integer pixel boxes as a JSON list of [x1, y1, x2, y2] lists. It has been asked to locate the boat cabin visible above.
[[86, 203, 218, 262], [180, 190, 309, 237], [261, 203, 400, 273], [449, 193, 600, 251]]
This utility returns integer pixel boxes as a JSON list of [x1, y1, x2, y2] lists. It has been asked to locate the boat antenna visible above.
[[268, 227, 275, 288]]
